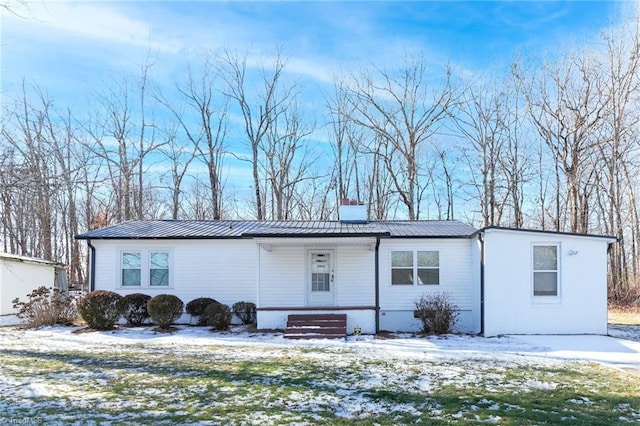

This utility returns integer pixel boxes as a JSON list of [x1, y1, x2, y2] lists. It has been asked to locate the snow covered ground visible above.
[[1, 316, 639, 371], [1, 319, 639, 424]]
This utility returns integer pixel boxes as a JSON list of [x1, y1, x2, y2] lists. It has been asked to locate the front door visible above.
[[308, 250, 334, 306]]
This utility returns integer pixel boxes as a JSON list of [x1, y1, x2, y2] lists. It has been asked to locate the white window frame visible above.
[[121, 250, 142, 287], [119, 248, 173, 288], [531, 243, 560, 299], [149, 251, 171, 287], [391, 250, 440, 286]]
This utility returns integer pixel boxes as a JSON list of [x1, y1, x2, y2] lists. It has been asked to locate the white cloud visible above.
[[4, 1, 182, 53]]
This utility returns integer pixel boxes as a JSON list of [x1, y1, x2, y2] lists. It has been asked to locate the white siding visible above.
[[92, 239, 256, 309], [257, 244, 375, 308], [258, 246, 306, 307], [334, 246, 375, 306], [482, 229, 612, 336], [378, 238, 477, 333], [0, 259, 56, 315]]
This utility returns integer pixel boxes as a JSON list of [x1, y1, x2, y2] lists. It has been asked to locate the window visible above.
[[122, 251, 141, 287], [120, 249, 171, 288], [392, 250, 440, 285], [533, 245, 558, 296], [150, 251, 170, 286]]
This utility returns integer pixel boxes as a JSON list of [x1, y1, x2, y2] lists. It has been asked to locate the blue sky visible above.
[[1, 1, 623, 109], [0, 1, 630, 216]]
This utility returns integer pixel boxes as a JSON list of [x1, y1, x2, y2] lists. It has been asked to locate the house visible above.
[[75, 203, 616, 336], [0, 253, 67, 315]]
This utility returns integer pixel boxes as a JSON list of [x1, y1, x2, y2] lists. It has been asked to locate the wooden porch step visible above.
[[284, 314, 347, 339]]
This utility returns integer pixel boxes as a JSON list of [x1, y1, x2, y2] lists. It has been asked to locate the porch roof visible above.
[[76, 219, 477, 240]]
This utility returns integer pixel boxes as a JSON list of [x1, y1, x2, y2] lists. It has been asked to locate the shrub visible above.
[[77, 290, 124, 330], [232, 301, 256, 325], [12, 286, 77, 328], [122, 293, 152, 326], [414, 292, 459, 335], [147, 294, 184, 330], [202, 302, 232, 331], [186, 297, 218, 325]]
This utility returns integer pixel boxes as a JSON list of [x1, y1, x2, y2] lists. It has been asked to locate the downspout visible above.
[[478, 232, 485, 336], [87, 239, 96, 292], [375, 236, 381, 333]]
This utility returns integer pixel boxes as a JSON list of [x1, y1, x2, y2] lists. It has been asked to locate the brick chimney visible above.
[[339, 198, 367, 223]]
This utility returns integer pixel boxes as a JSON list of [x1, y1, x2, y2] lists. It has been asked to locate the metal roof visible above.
[[75, 220, 477, 240]]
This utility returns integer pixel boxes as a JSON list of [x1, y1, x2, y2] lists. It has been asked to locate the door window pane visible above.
[[311, 273, 330, 292]]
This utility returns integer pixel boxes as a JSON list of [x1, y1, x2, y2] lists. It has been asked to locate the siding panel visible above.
[[93, 240, 256, 306]]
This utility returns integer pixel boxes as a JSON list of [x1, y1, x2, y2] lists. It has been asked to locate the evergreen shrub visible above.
[[186, 297, 218, 325], [122, 293, 152, 326], [77, 290, 124, 330], [231, 301, 256, 325], [147, 294, 184, 330], [202, 302, 232, 331]]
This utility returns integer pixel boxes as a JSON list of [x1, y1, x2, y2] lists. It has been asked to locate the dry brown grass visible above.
[[608, 305, 640, 325]]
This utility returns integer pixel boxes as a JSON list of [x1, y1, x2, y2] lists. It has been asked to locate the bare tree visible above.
[[218, 49, 295, 220], [156, 56, 228, 219], [595, 10, 640, 298], [452, 77, 508, 226], [263, 101, 315, 220], [341, 55, 457, 219], [518, 52, 609, 233], [86, 61, 166, 222]]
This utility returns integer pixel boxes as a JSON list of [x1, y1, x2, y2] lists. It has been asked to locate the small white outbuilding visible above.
[[0, 253, 66, 315]]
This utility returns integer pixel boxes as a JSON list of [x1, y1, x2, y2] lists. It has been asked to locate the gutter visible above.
[[374, 236, 381, 333], [87, 239, 96, 292], [478, 232, 485, 336]]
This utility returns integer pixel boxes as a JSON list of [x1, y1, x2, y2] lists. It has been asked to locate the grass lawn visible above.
[[1, 327, 639, 425], [609, 306, 640, 326]]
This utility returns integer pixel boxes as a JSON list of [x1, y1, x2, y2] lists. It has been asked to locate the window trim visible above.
[[391, 250, 440, 286], [118, 248, 173, 289], [531, 243, 560, 299]]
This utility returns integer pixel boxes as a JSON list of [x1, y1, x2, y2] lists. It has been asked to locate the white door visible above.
[[308, 250, 334, 306]]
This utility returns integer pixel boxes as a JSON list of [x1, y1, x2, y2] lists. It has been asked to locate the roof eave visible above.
[[479, 226, 618, 242]]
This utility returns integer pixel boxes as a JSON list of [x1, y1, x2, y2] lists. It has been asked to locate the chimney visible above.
[[339, 198, 367, 223]]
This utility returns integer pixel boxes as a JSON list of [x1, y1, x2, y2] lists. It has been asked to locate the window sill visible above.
[[118, 286, 174, 290], [531, 296, 561, 305]]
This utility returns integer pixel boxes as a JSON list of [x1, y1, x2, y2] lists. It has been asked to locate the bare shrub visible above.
[[231, 301, 256, 325], [147, 294, 184, 330], [12, 286, 77, 328], [122, 293, 152, 326], [414, 292, 459, 335], [202, 302, 232, 331], [77, 290, 124, 330]]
